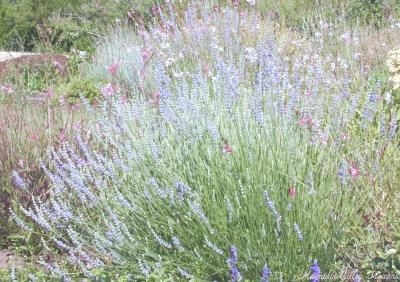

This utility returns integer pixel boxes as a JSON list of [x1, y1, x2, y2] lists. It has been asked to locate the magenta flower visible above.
[[348, 163, 360, 178], [107, 62, 119, 76]]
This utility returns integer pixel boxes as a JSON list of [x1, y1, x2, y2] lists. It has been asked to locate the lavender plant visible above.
[[14, 1, 398, 280]]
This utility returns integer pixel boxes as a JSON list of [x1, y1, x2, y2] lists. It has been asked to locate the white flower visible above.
[[244, 47, 258, 64], [246, 0, 256, 5]]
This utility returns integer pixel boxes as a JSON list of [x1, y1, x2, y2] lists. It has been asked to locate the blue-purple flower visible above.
[[228, 245, 242, 281], [261, 264, 272, 282], [310, 259, 321, 282]]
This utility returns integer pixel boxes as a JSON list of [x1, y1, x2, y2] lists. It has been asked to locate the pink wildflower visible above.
[[298, 115, 313, 127], [141, 48, 152, 62], [101, 83, 118, 96], [41, 89, 54, 98], [120, 94, 128, 104], [151, 5, 161, 16], [348, 164, 360, 178], [30, 133, 39, 142], [1, 84, 14, 94], [288, 186, 297, 199], [58, 129, 66, 143], [223, 139, 234, 154], [17, 159, 24, 168], [107, 62, 119, 76]]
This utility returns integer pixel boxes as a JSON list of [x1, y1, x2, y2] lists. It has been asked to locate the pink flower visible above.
[[107, 62, 119, 76], [348, 164, 360, 178], [58, 129, 66, 143], [288, 186, 297, 199], [298, 115, 313, 127], [101, 83, 118, 96], [120, 95, 128, 104], [141, 48, 152, 62], [223, 139, 234, 154], [1, 84, 14, 94], [151, 5, 161, 16], [41, 89, 54, 98], [30, 133, 39, 142], [17, 159, 24, 168]]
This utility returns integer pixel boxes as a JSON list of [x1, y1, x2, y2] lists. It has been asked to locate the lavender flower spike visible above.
[[310, 259, 321, 282], [261, 264, 272, 282], [228, 245, 242, 282], [12, 170, 26, 190]]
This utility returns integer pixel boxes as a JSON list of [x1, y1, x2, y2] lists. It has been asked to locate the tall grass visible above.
[[0, 73, 86, 247]]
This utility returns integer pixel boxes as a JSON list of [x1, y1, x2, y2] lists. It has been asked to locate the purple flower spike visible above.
[[228, 245, 242, 282], [230, 246, 238, 263], [261, 264, 272, 282], [310, 259, 321, 282]]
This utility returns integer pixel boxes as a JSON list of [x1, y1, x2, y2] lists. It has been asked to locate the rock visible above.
[[0, 53, 69, 79]]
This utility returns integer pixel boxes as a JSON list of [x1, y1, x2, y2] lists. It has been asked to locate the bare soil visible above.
[[0, 249, 25, 269]]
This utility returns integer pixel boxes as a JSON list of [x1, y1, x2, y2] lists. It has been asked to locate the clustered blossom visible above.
[[293, 223, 304, 241], [261, 264, 272, 282], [12, 170, 26, 190], [263, 190, 282, 232], [228, 245, 242, 282], [310, 260, 321, 282], [101, 83, 118, 96], [107, 61, 119, 76]]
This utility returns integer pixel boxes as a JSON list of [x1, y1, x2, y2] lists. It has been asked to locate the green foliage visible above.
[[58, 77, 100, 104], [347, 0, 400, 27], [0, 0, 82, 51]]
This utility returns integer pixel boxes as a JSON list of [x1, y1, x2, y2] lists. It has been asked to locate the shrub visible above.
[[13, 2, 398, 280], [57, 77, 100, 104]]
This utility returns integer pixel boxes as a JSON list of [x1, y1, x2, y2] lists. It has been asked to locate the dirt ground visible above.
[[0, 249, 25, 269]]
